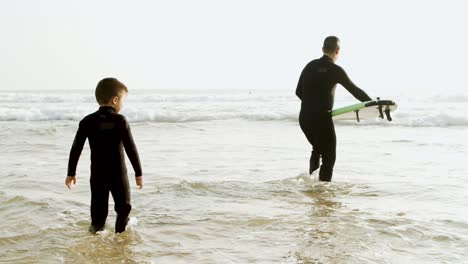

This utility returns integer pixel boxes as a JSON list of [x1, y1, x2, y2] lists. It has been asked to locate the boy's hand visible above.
[[65, 176, 76, 190], [136, 176, 143, 189]]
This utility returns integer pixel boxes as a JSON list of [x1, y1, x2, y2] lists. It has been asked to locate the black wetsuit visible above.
[[67, 106, 142, 233], [296, 55, 371, 181]]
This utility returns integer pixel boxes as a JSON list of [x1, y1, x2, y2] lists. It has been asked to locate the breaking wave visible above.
[[1, 91, 467, 127]]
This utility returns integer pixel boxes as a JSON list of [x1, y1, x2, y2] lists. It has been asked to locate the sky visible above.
[[1, 0, 467, 95]]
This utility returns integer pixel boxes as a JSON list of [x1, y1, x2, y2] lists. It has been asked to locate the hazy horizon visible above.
[[2, 1, 467, 95]]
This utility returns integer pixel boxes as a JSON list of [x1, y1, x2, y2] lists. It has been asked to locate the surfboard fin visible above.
[[354, 110, 360, 122], [384, 109, 392, 121], [378, 106, 384, 119]]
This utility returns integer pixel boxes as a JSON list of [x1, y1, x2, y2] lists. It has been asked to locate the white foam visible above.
[[96, 229, 110, 235], [127, 217, 138, 231], [1, 91, 467, 127]]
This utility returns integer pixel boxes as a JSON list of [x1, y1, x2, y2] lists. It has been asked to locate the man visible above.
[[296, 36, 372, 181]]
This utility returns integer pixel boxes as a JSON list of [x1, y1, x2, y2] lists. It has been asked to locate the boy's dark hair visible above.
[[323, 36, 340, 53], [95, 78, 128, 104]]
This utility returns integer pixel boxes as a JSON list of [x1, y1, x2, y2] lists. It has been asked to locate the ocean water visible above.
[[0, 89, 467, 263]]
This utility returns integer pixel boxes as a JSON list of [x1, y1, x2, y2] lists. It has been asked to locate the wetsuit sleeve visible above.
[[337, 67, 372, 102], [121, 118, 143, 177], [67, 121, 87, 176], [295, 69, 304, 100]]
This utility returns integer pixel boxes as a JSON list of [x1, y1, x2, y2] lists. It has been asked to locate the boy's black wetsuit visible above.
[[296, 55, 371, 181], [67, 106, 142, 233]]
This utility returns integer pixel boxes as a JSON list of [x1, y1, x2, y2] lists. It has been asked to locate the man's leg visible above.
[[300, 117, 321, 175], [90, 181, 109, 233], [318, 117, 336, 182], [309, 147, 321, 175], [111, 178, 132, 233]]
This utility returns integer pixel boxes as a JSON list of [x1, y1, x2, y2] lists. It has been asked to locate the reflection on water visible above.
[[303, 183, 342, 218], [65, 230, 143, 263], [0, 191, 144, 264], [288, 177, 351, 264], [1, 171, 468, 263]]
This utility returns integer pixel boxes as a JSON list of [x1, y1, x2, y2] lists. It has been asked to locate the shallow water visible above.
[[1, 90, 468, 263]]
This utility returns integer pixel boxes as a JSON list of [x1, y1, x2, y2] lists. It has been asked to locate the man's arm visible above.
[[121, 118, 143, 178], [337, 67, 372, 102]]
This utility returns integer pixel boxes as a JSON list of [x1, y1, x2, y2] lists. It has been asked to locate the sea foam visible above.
[[1, 91, 467, 127]]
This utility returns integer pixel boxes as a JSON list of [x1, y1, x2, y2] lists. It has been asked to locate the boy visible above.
[[65, 78, 143, 234]]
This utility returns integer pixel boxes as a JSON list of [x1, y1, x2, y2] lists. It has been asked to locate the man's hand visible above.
[[65, 176, 76, 190], [136, 176, 143, 189]]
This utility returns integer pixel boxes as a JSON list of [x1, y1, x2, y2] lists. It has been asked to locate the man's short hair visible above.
[[95, 78, 128, 104], [323, 36, 340, 53]]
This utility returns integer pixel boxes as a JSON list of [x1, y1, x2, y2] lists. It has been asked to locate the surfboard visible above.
[[331, 99, 397, 122]]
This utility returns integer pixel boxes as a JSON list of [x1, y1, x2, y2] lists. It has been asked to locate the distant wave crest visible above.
[[0, 107, 298, 122], [2, 107, 467, 127], [1, 91, 467, 127], [335, 114, 468, 127]]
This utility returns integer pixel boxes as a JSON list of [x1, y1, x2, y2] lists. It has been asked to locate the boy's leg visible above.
[[110, 178, 132, 233], [90, 180, 110, 233]]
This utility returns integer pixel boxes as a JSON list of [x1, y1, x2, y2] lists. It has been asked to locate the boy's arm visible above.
[[135, 176, 143, 189], [67, 121, 87, 178], [121, 118, 143, 178], [65, 176, 76, 190]]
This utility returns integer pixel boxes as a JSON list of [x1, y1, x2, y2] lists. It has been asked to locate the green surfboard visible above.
[[331, 99, 397, 122]]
